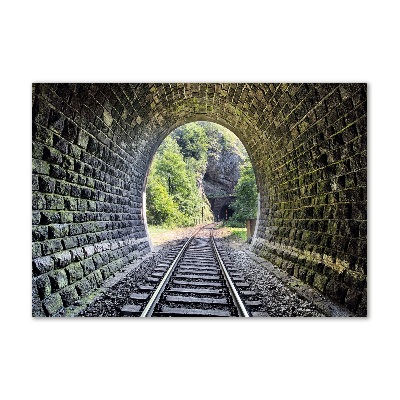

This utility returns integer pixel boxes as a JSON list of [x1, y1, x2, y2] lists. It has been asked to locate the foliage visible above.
[[146, 177, 184, 226], [227, 227, 248, 241], [172, 122, 209, 162], [146, 134, 212, 227], [228, 158, 258, 225]]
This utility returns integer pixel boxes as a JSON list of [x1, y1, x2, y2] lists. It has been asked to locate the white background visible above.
[[1, 1, 399, 399]]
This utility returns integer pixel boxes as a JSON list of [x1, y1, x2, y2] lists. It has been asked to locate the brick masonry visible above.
[[32, 83, 367, 316]]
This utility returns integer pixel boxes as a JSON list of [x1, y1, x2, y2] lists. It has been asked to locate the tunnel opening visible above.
[[143, 120, 260, 249], [219, 203, 234, 221]]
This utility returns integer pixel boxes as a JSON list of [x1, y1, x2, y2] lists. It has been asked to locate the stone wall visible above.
[[32, 83, 367, 316]]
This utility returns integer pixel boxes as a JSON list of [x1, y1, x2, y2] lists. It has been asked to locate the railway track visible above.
[[121, 224, 263, 317]]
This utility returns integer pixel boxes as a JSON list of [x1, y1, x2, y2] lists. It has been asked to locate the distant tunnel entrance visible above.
[[219, 203, 234, 221], [208, 196, 236, 221]]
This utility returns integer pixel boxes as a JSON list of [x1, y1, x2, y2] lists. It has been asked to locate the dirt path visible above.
[[149, 223, 246, 249]]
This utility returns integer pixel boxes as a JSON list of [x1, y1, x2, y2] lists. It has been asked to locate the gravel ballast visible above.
[[216, 239, 324, 317], [73, 225, 350, 317]]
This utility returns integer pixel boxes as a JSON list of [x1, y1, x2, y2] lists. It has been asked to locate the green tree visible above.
[[229, 158, 258, 225], [172, 122, 209, 162], [146, 135, 212, 227], [146, 176, 183, 226]]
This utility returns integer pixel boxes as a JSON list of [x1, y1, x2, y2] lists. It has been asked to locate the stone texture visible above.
[[32, 83, 367, 316], [42, 293, 63, 316], [32, 256, 54, 276], [48, 269, 68, 291]]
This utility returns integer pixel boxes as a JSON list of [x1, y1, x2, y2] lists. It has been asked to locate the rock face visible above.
[[204, 148, 242, 196], [203, 127, 246, 198], [199, 125, 247, 219]]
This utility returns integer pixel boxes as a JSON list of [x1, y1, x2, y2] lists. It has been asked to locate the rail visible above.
[[210, 228, 250, 317], [140, 226, 202, 317], [139, 224, 251, 317]]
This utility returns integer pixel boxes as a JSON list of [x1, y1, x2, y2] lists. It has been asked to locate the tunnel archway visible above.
[[32, 83, 367, 316], [219, 203, 234, 221]]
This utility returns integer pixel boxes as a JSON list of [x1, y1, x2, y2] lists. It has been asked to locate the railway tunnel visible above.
[[32, 83, 367, 316]]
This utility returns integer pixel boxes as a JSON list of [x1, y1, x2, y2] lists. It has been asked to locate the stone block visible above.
[[32, 225, 48, 241], [82, 258, 96, 275], [47, 108, 65, 133], [32, 192, 46, 210], [32, 175, 39, 191], [81, 188, 92, 199], [86, 233, 97, 244], [69, 223, 83, 236], [63, 120, 78, 142], [64, 198, 77, 210], [69, 143, 81, 159], [52, 250, 72, 269], [62, 155, 75, 171], [43, 293, 63, 316], [48, 224, 69, 239], [70, 247, 85, 262], [43, 146, 63, 164], [70, 185, 81, 198], [56, 182, 70, 197], [35, 274, 52, 300], [75, 278, 91, 296], [32, 212, 41, 225], [48, 269, 68, 291], [86, 177, 95, 188], [38, 176, 55, 193], [32, 242, 42, 259], [66, 263, 84, 284], [62, 236, 79, 250], [313, 273, 328, 294], [94, 270, 103, 286], [87, 136, 98, 154], [101, 252, 110, 264], [66, 171, 78, 184], [78, 174, 86, 186], [33, 124, 53, 146], [60, 212, 74, 224], [32, 256, 54, 275], [326, 279, 348, 304], [41, 239, 63, 255], [50, 164, 67, 180], [46, 194, 65, 210], [344, 270, 366, 291], [92, 253, 103, 268], [53, 135, 69, 153], [77, 235, 88, 246], [60, 286, 79, 306], [40, 211, 61, 225], [86, 273, 98, 289], [345, 289, 362, 313], [100, 265, 111, 280], [74, 160, 85, 174], [32, 279, 46, 317], [31, 137, 48, 164], [83, 245, 95, 258], [356, 288, 367, 317], [76, 129, 89, 149]]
